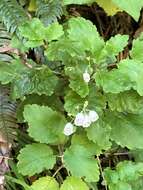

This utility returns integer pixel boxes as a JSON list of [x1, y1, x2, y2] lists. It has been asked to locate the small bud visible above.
[[63, 122, 74, 136], [83, 71, 90, 83], [74, 112, 85, 126], [88, 110, 99, 122]]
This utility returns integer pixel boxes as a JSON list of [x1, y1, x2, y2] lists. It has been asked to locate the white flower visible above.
[[82, 114, 91, 128], [83, 71, 90, 83], [63, 122, 74, 136], [74, 112, 85, 126], [88, 110, 99, 122]]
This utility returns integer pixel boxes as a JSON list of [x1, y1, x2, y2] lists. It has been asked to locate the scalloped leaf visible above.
[[19, 18, 63, 48], [23, 104, 66, 144], [86, 120, 111, 153], [17, 143, 56, 176], [67, 17, 104, 56], [60, 177, 89, 190], [104, 161, 143, 190], [130, 33, 143, 62], [106, 90, 143, 114], [64, 144, 99, 182], [31, 176, 59, 190], [106, 112, 143, 149], [95, 59, 143, 95]]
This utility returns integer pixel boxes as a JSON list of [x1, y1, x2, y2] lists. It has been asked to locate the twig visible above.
[[0, 155, 13, 160], [52, 165, 64, 178], [97, 156, 108, 190]]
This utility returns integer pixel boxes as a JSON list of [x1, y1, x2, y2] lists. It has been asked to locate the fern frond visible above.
[[0, 0, 29, 34], [0, 23, 13, 62], [0, 86, 18, 145], [36, 0, 63, 26]]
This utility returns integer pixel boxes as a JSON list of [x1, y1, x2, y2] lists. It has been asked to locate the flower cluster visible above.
[[63, 110, 99, 136], [74, 110, 99, 128]]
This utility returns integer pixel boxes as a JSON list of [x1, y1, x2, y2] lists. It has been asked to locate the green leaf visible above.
[[63, 0, 95, 5], [0, 62, 15, 84], [71, 133, 101, 155], [31, 176, 59, 190], [19, 18, 45, 40], [11, 35, 28, 52], [96, 34, 128, 66], [64, 144, 99, 182], [65, 65, 89, 98], [67, 17, 104, 55], [106, 90, 143, 114], [106, 112, 143, 149], [12, 65, 58, 99], [86, 120, 111, 153], [64, 90, 85, 116], [17, 143, 56, 176], [19, 18, 45, 47], [130, 33, 143, 62], [0, 60, 58, 99], [102, 34, 128, 57], [64, 86, 106, 116], [16, 94, 63, 123], [60, 176, 89, 190], [45, 37, 86, 62], [19, 18, 63, 48], [23, 104, 66, 144], [45, 22, 64, 42], [95, 59, 143, 95], [112, 0, 143, 21], [104, 161, 143, 190]]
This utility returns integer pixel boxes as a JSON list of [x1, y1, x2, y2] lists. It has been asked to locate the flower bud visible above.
[[63, 122, 74, 136], [83, 71, 90, 83], [82, 114, 91, 128], [74, 112, 85, 126], [88, 110, 99, 122]]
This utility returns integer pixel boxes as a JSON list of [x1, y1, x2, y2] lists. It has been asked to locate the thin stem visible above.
[[52, 165, 64, 178], [0, 155, 13, 160], [97, 156, 108, 190]]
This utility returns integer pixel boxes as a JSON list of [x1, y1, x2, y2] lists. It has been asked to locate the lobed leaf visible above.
[[60, 176, 89, 190], [17, 143, 56, 176], [24, 104, 66, 145], [64, 144, 99, 182]]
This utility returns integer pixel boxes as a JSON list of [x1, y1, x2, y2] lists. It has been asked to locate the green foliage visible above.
[[0, 0, 29, 33], [19, 18, 64, 48], [36, 0, 63, 26], [0, 86, 18, 144], [0, 59, 58, 99], [106, 90, 143, 114], [17, 143, 56, 176], [64, 144, 99, 182], [106, 112, 143, 149], [104, 161, 143, 190], [31, 176, 59, 190], [86, 120, 111, 152], [95, 59, 143, 95], [1, 3, 143, 190], [60, 176, 89, 190], [130, 33, 143, 62], [23, 104, 66, 144]]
